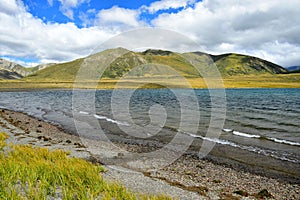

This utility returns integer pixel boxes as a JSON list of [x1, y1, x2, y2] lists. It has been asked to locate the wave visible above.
[[77, 111, 130, 126], [223, 129, 300, 147], [94, 114, 129, 126], [233, 131, 260, 138], [268, 137, 300, 146], [222, 129, 233, 133], [79, 111, 89, 115], [185, 132, 241, 148], [183, 131, 300, 164]]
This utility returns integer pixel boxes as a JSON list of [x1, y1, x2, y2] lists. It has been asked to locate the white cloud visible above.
[[1, 0, 300, 67], [0, 0, 20, 15], [50, 0, 90, 19], [151, 0, 300, 66], [47, 0, 53, 7], [96, 6, 143, 29], [249, 42, 300, 67], [146, 0, 196, 14], [79, 9, 96, 27], [0, 0, 115, 65]]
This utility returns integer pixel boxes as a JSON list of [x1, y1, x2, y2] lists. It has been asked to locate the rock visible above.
[[233, 190, 249, 197], [256, 189, 273, 198]]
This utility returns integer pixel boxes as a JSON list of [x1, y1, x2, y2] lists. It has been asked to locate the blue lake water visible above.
[[0, 88, 299, 165]]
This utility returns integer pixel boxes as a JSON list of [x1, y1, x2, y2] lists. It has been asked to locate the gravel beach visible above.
[[0, 108, 299, 199]]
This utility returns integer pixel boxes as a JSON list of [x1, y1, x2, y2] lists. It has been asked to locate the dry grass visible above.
[[0, 132, 171, 200], [0, 73, 299, 90]]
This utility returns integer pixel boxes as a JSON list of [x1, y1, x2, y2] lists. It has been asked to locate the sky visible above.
[[0, 0, 300, 67]]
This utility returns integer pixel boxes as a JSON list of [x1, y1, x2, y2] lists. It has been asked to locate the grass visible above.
[[0, 132, 171, 200], [214, 53, 286, 76], [1, 73, 299, 90], [138, 52, 200, 78], [24, 58, 82, 82]]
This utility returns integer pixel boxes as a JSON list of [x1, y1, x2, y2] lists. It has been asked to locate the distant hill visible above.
[[0, 59, 24, 79], [0, 58, 54, 80], [31, 63, 56, 72], [21, 48, 288, 82], [289, 70, 300, 74], [0, 69, 23, 79], [286, 66, 300, 73], [209, 53, 287, 76]]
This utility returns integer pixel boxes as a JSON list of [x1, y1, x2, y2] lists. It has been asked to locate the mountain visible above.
[[103, 49, 200, 78], [286, 66, 300, 73], [30, 63, 56, 72], [0, 58, 30, 77], [24, 48, 288, 82], [0, 69, 23, 79], [209, 53, 287, 76], [0, 58, 54, 80]]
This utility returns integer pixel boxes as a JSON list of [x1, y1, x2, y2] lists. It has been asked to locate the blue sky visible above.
[[0, 0, 300, 67], [23, 0, 156, 26], [22, 0, 196, 27]]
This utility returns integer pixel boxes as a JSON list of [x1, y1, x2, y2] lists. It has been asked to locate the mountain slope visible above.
[[104, 50, 200, 78], [210, 53, 287, 76], [0, 58, 31, 77], [0, 58, 53, 79], [23, 48, 288, 82], [24, 48, 130, 81], [25, 59, 83, 81], [0, 69, 23, 79]]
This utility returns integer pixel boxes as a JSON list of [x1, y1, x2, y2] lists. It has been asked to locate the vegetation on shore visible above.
[[1, 73, 300, 90], [0, 132, 170, 200]]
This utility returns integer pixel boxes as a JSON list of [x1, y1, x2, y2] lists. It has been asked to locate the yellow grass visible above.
[[0, 132, 171, 200], [0, 73, 299, 89]]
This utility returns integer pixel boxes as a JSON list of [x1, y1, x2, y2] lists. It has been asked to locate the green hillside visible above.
[[24, 48, 129, 81], [25, 58, 82, 81], [103, 50, 199, 78], [23, 48, 288, 82], [211, 53, 287, 76]]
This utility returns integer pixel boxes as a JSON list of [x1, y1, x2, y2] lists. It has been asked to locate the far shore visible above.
[[1, 73, 300, 90]]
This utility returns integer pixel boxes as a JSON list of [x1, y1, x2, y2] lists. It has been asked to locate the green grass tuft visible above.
[[0, 132, 171, 200]]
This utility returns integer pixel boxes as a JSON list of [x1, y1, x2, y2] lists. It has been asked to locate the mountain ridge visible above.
[[0, 58, 28, 78], [2, 48, 290, 81], [26, 48, 288, 81], [0, 58, 55, 79]]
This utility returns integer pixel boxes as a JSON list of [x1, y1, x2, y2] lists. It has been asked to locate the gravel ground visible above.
[[0, 108, 299, 200]]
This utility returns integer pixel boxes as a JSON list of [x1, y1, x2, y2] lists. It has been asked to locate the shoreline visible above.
[[1, 73, 300, 90], [0, 108, 299, 199], [0, 86, 300, 91], [1, 87, 300, 91]]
